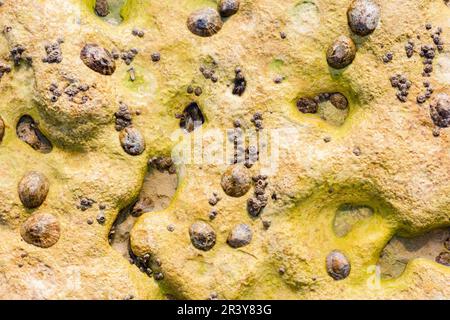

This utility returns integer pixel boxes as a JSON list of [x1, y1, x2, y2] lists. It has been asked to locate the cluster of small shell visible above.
[[187, 0, 240, 37]]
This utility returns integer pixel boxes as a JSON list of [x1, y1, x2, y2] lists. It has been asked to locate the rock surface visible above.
[[0, 0, 449, 300]]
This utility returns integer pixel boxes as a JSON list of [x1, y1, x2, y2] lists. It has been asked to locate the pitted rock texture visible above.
[[0, 0, 449, 300]]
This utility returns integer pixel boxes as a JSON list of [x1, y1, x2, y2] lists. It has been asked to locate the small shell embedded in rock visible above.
[[347, 0, 381, 36], [221, 164, 251, 197], [326, 36, 356, 69], [189, 221, 216, 251], [227, 224, 252, 248], [218, 0, 240, 17], [326, 250, 351, 280], [0, 116, 4, 143], [430, 93, 450, 128], [20, 213, 60, 248], [95, 0, 109, 17], [80, 44, 116, 76], [329, 93, 349, 110], [16, 115, 53, 153], [119, 127, 145, 156], [18, 171, 49, 209], [296, 98, 318, 114], [187, 8, 223, 37]]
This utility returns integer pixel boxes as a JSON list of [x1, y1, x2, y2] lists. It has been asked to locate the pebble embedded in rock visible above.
[[326, 36, 356, 69], [221, 165, 251, 197], [218, 0, 240, 17], [296, 97, 318, 114], [326, 250, 351, 280], [227, 224, 252, 248], [119, 127, 145, 156], [329, 93, 349, 110], [80, 44, 116, 76], [189, 221, 216, 251], [187, 8, 223, 37], [20, 213, 60, 248], [16, 115, 53, 153], [347, 0, 380, 36], [18, 171, 49, 209], [95, 0, 109, 17]]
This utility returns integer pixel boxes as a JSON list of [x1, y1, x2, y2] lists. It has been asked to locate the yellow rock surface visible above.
[[0, 0, 449, 299]]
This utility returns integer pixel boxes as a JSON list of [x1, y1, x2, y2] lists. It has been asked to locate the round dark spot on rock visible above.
[[221, 164, 251, 197], [329, 93, 349, 110], [296, 97, 318, 114], [347, 0, 380, 36], [189, 221, 216, 251], [227, 224, 252, 248], [326, 250, 351, 280], [218, 0, 240, 17], [20, 213, 60, 248], [187, 8, 223, 37], [326, 36, 356, 69], [119, 127, 145, 156], [80, 44, 116, 76], [18, 171, 49, 209]]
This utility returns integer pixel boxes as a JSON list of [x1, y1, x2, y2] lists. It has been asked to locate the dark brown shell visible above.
[[119, 126, 145, 156], [95, 0, 109, 17], [0, 116, 4, 143], [347, 0, 380, 36], [187, 8, 223, 37], [218, 0, 240, 17], [326, 250, 351, 280], [80, 44, 116, 75], [18, 171, 49, 209], [189, 221, 216, 251], [430, 93, 450, 128], [296, 98, 318, 114], [326, 36, 356, 69], [329, 93, 349, 110], [221, 165, 251, 197], [227, 224, 252, 248], [16, 115, 53, 153], [20, 213, 60, 248]]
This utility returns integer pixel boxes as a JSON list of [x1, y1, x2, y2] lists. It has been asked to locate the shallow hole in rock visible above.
[[377, 227, 450, 279], [16, 115, 53, 153], [94, 0, 126, 25], [179, 102, 205, 133], [109, 159, 178, 272], [333, 204, 374, 237]]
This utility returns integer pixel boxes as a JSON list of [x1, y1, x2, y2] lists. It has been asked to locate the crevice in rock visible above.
[[108, 157, 178, 277], [16, 115, 53, 153], [377, 227, 450, 279]]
